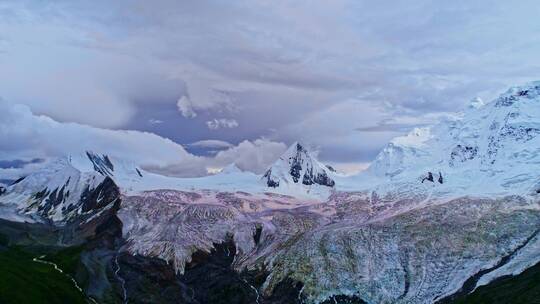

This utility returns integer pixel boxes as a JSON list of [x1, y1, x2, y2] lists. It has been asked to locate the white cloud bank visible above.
[[0, 100, 206, 176], [0, 100, 285, 177], [212, 139, 287, 174]]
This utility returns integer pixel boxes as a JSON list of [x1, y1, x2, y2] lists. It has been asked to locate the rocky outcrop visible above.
[[263, 169, 280, 188], [302, 167, 335, 187], [449, 145, 478, 167], [86, 151, 115, 177]]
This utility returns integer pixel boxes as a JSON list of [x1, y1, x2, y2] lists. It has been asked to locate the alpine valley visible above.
[[1, 82, 540, 304]]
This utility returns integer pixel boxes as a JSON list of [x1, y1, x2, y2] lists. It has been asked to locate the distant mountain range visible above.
[[1, 81, 540, 303]]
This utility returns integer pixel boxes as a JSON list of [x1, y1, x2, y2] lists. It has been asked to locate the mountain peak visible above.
[[284, 141, 305, 154], [262, 142, 335, 188]]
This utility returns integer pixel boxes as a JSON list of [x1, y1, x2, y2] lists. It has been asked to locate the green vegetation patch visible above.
[[0, 232, 9, 246], [45, 245, 85, 275], [0, 245, 87, 304]]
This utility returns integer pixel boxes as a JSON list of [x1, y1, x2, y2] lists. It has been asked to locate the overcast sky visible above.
[[1, 0, 540, 176]]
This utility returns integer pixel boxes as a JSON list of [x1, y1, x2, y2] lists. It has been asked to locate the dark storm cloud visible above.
[[2, 0, 540, 172]]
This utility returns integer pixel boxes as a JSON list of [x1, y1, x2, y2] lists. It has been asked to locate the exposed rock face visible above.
[[80, 176, 119, 212], [449, 145, 478, 167], [302, 166, 335, 187], [263, 169, 280, 188], [325, 165, 337, 173], [86, 151, 115, 177], [421, 172, 434, 183]]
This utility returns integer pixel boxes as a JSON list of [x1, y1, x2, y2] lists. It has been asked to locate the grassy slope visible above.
[[0, 237, 87, 304], [46, 245, 86, 275], [451, 262, 540, 304]]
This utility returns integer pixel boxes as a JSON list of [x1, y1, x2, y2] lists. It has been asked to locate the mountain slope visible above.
[[364, 81, 540, 199], [0, 82, 540, 303]]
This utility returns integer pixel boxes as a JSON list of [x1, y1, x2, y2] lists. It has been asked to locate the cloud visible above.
[[143, 138, 287, 176], [148, 118, 164, 124], [0, 159, 52, 181], [206, 118, 239, 130], [0, 100, 285, 178], [3, 0, 540, 167], [176, 96, 197, 118], [0, 100, 207, 176], [212, 139, 287, 174], [188, 140, 234, 149], [0, 158, 44, 169]]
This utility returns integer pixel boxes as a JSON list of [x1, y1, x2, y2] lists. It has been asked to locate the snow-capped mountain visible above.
[[262, 142, 335, 188], [0, 144, 334, 223], [0, 151, 139, 223], [1, 82, 540, 303], [113, 142, 335, 198], [4, 81, 540, 221], [364, 81, 540, 198]]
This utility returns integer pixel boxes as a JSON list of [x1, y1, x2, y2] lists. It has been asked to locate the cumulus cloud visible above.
[[212, 139, 287, 174], [206, 118, 239, 130], [176, 96, 197, 118], [141, 138, 286, 176]]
